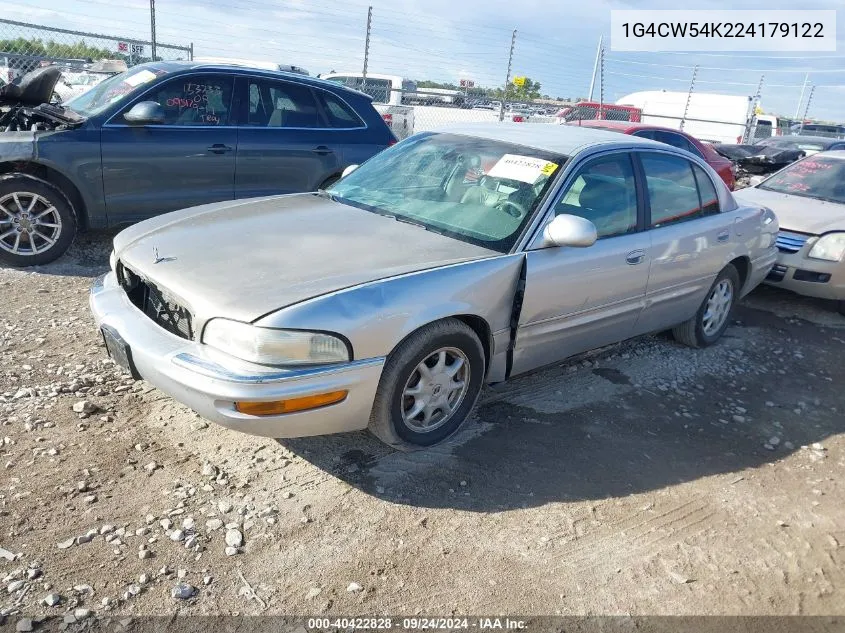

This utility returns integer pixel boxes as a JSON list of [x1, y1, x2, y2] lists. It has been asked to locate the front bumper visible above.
[[764, 249, 845, 301], [89, 272, 384, 438]]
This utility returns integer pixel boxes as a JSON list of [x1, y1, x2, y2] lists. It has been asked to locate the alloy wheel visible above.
[[0, 192, 63, 257]]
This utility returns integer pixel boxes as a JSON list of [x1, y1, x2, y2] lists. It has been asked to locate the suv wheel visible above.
[[0, 174, 76, 267]]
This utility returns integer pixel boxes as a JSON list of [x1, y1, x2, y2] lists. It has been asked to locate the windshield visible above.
[[759, 155, 845, 203], [327, 133, 565, 252], [64, 65, 168, 116]]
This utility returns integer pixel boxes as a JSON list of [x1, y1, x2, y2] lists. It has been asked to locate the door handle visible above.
[[626, 249, 646, 265], [207, 144, 233, 154], [717, 229, 730, 242], [312, 146, 334, 155]]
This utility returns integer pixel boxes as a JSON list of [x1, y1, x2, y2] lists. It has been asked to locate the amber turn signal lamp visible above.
[[235, 391, 348, 416]]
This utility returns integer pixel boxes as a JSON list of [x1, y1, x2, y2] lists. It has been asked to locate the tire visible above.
[[368, 318, 485, 450], [672, 264, 741, 348], [0, 174, 77, 267]]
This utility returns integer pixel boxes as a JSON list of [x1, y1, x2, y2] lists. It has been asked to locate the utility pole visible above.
[[149, 0, 157, 61], [743, 74, 765, 143], [588, 35, 602, 101], [794, 73, 809, 120], [362, 6, 372, 92], [679, 65, 698, 130], [598, 44, 605, 118], [499, 29, 517, 122], [798, 85, 815, 135]]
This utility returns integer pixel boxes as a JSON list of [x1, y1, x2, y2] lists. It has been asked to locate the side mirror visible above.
[[542, 214, 597, 248], [123, 101, 166, 125], [341, 164, 359, 179]]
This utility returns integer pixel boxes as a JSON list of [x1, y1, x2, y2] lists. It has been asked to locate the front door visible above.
[[234, 77, 341, 197], [101, 73, 237, 224], [512, 152, 651, 376]]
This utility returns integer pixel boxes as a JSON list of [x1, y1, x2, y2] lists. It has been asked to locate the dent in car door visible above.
[[234, 77, 341, 197], [100, 74, 237, 224], [633, 152, 736, 335], [511, 152, 651, 376]]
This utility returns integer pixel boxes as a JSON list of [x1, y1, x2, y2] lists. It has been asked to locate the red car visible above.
[[568, 120, 736, 190]]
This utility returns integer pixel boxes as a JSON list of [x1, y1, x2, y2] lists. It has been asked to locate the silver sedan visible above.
[[89, 124, 778, 449]]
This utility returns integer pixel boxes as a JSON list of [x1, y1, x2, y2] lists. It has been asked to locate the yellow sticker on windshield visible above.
[[488, 154, 558, 184]]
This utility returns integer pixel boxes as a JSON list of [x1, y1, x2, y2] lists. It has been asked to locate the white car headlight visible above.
[[808, 233, 845, 262], [202, 318, 350, 366]]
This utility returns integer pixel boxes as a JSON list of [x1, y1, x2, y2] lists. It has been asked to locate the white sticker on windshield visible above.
[[124, 69, 157, 87], [487, 154, 558, 184]]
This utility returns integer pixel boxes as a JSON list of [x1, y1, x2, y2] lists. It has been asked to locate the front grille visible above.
[[767, 264, 788, 282], [117, 262, 194, 340], [775, 230, 810, 253]]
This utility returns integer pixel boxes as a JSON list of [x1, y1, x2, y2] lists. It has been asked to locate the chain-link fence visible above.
[[0, 18, 191, 85]]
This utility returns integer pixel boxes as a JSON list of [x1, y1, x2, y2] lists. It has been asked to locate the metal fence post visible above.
[[362, 6, 372, 92], [499, 29, 516, 122], [679, 65, 698, 131], [798, 85, 815, 134], [149, 0, 157, 61], [588, 35, 602, 102]]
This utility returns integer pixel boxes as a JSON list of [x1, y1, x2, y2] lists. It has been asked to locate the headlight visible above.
[[202, 318, 350, 366], [808, 233, 845, 262]]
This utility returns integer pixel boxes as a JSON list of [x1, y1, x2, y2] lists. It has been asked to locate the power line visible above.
[[606, 57, 845, 74]]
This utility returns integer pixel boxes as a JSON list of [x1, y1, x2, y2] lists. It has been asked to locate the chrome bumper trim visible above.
[[170, 353, 386, 385]]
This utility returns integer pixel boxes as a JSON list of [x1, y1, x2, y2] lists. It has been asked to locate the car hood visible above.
[[114, 193, 498, 323], [734, 186, 845, 235]]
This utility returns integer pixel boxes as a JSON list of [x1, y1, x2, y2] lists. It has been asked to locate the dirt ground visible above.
[[1, 232, 844, 622]]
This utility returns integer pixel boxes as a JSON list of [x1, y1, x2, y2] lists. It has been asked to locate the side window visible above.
[[653, 131, 693, 154], [245, 79, 323, 128], [553, 153, 638, 239], [641, 153, 706, 228], [142, 74, 233, 126], [692, 164, 720, 214], [317, 91, 364, 128]]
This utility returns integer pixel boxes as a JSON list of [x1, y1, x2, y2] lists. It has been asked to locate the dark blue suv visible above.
[[0, 61, 395, 266]]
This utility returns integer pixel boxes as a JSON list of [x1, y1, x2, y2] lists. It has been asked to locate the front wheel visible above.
[[368, 318, 485, 449], [672, 264, 740, 348], [0, 174, 77, 267]]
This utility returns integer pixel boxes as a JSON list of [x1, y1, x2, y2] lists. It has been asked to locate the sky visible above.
[[4, 0, 845, 121]]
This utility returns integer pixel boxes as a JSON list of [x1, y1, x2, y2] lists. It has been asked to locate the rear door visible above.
[[234, 76, 341, 197], [512, 151, 651, 375], [633, 150, 735, 335], [101, 73, 237, 223]]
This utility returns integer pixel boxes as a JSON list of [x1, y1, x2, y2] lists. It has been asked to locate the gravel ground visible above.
[[1, 232, 844, 621]]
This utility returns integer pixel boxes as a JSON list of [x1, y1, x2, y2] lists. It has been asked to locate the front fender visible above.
[[254, 255, 524, 362]]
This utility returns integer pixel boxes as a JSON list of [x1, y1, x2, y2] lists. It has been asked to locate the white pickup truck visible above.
[[320, 72, 415, 139]]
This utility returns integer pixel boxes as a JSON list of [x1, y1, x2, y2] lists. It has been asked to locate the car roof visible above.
[[434, 122, 667, 156], [139, 60, 368, 97], [572, 120, 690, 135]]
